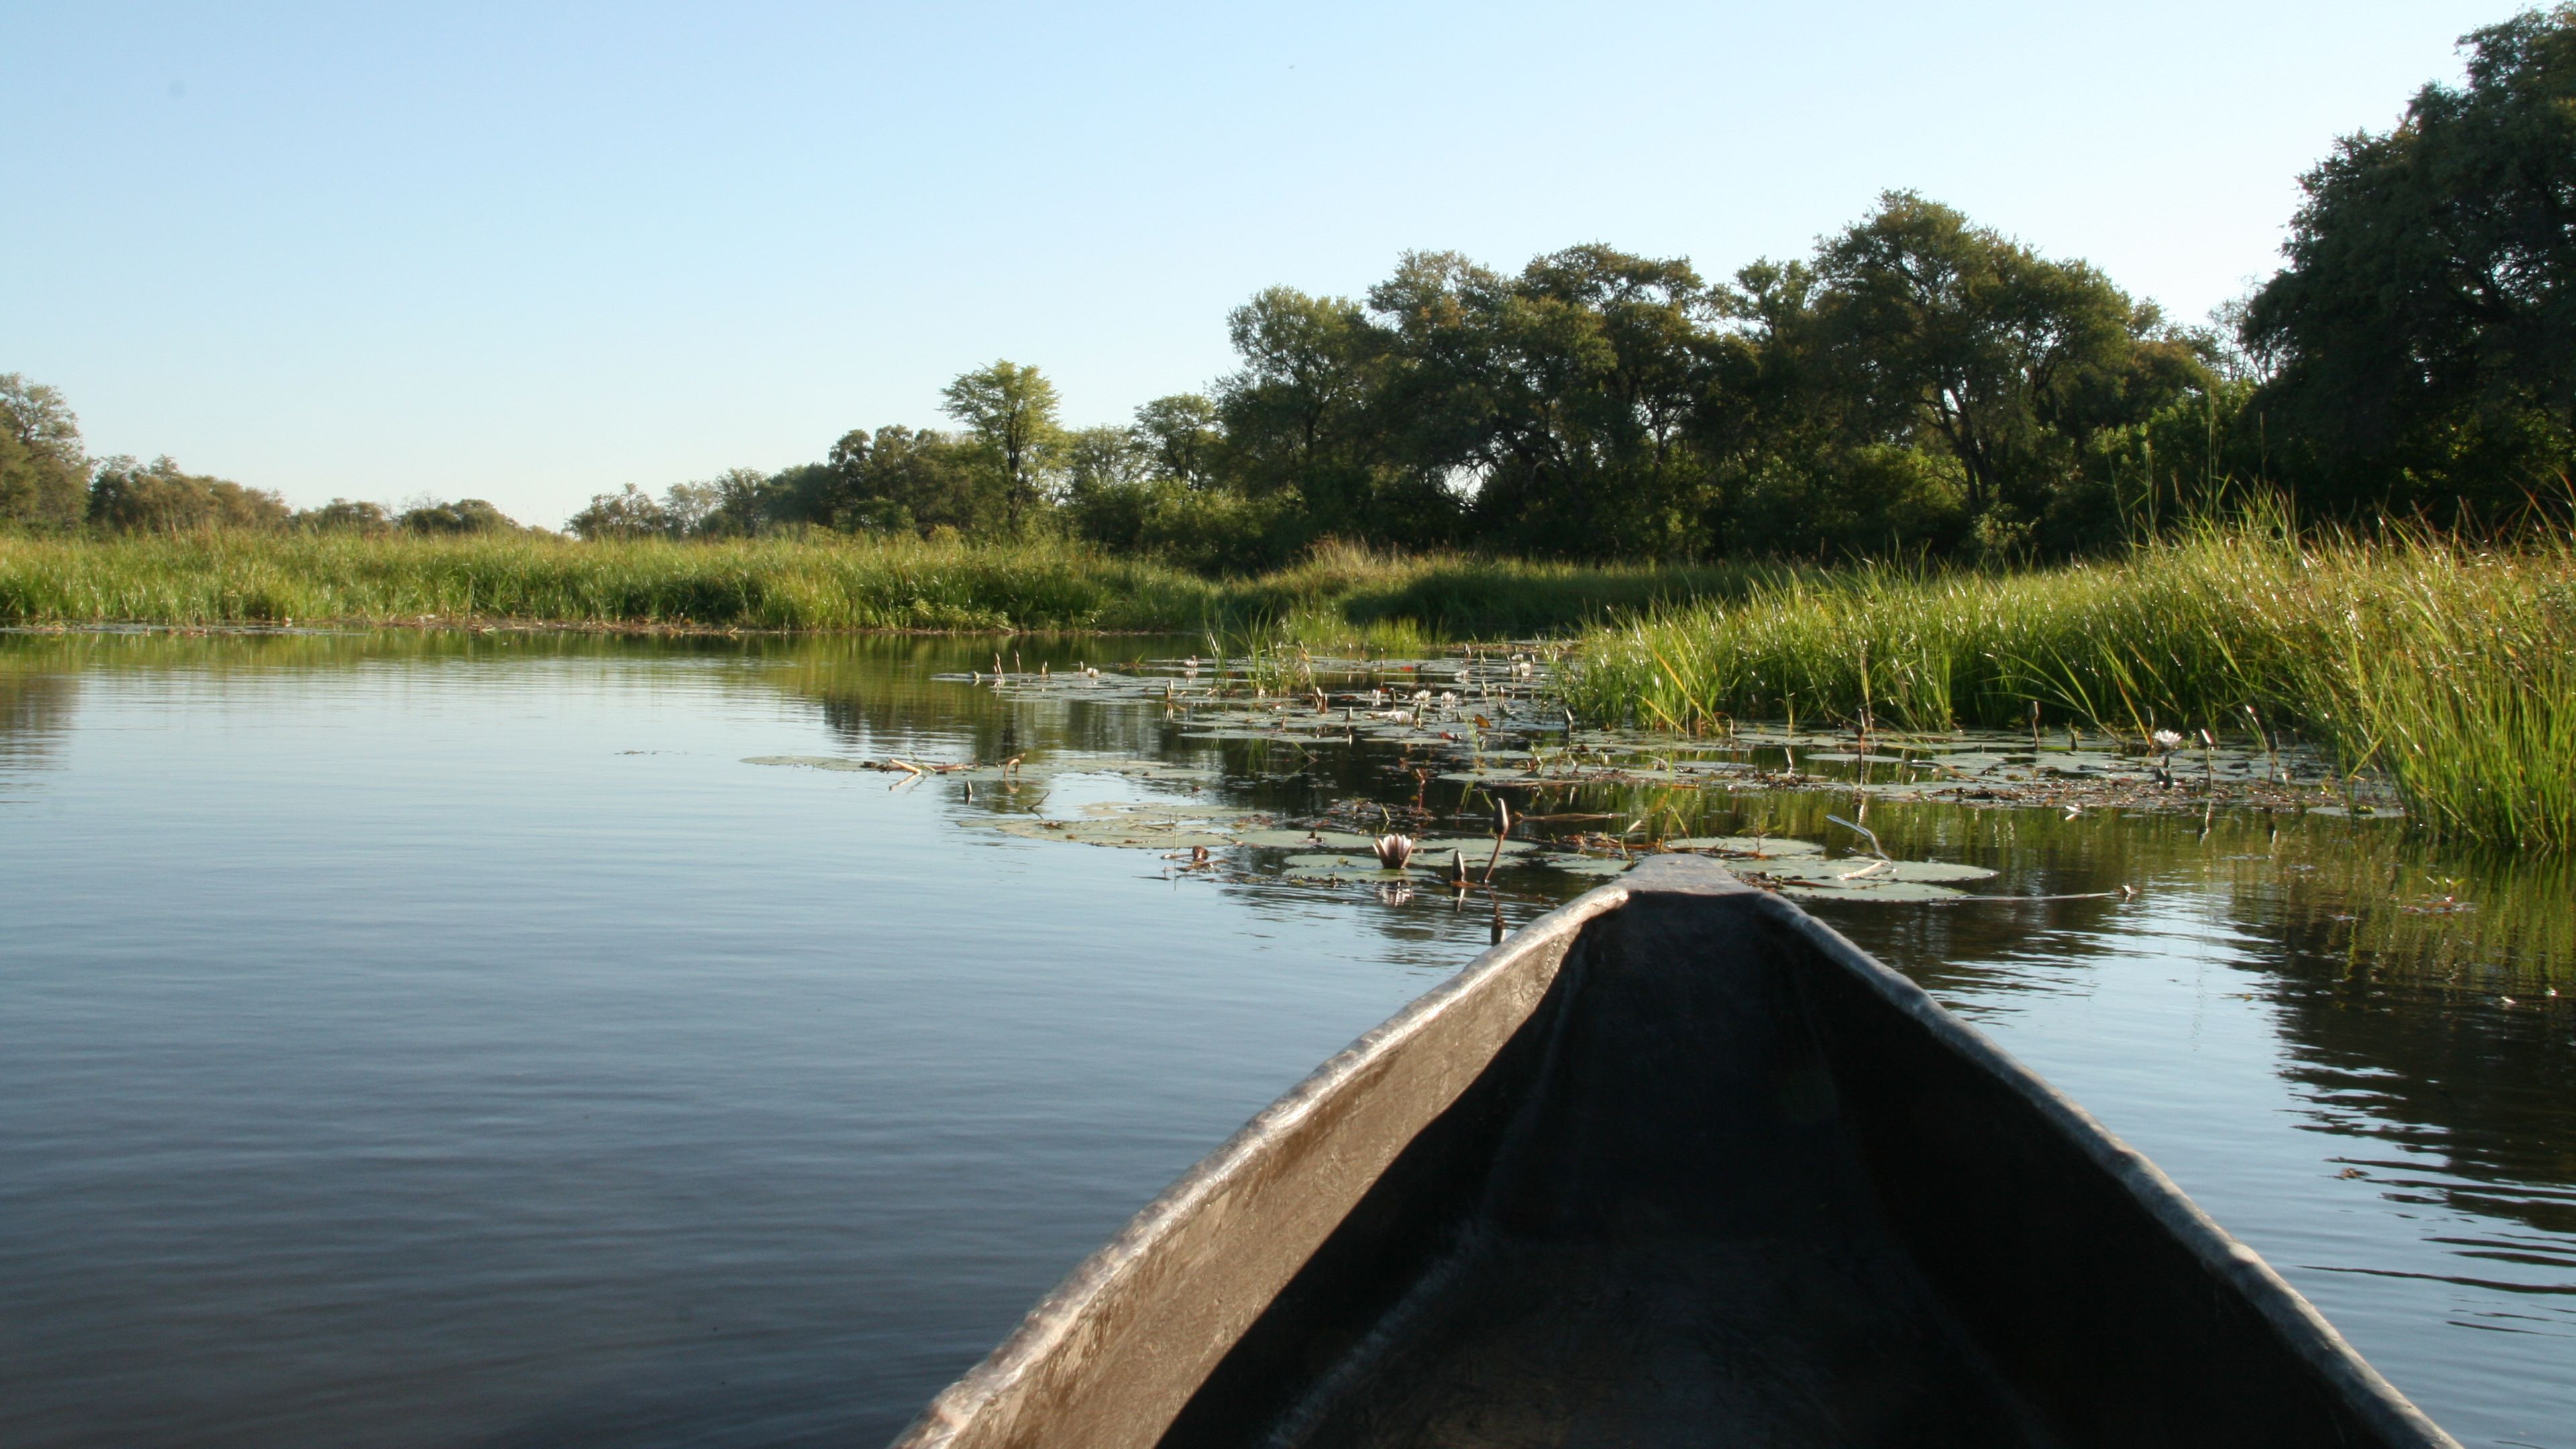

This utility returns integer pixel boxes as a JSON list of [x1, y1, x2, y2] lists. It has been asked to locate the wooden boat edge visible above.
[[887, 872, 1641, 1448], [1751, 878, 2459, 1449], [889, 855, 2460, 1449]]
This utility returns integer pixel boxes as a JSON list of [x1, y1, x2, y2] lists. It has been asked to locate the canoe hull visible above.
[[894, 856, 2455, 1448]]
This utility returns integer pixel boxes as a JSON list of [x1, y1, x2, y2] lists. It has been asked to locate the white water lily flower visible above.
[[1373, 833, 1415, 869], [2151, 729, 2185, 751]]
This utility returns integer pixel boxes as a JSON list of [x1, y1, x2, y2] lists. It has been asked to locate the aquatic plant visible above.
[[1568, 516, 2576, 849], [0, 531, 1760, 640]]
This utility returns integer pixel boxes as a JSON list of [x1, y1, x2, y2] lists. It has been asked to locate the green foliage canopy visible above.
[[941, 361, 1063, 536], [0, 374, 88, 531], [2244, 5, 2576, 517], [87, 456, 290, 533]]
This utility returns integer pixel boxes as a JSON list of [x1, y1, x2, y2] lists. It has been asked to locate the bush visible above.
[[296, 499, 393, 533], [398, 498, 521, 535]]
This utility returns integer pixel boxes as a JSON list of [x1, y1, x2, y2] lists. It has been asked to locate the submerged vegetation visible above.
[[1569, 516, 2576, 849]]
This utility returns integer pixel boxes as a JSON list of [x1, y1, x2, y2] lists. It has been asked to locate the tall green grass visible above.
[[1567, 519, 2576, 847], [0, 531, 1767, 638], [0, 531, 1226, 631]]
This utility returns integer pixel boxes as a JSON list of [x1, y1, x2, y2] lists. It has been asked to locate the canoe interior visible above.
[[1153, 867, 2443, 1449]]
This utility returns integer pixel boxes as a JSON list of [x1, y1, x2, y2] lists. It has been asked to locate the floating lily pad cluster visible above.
[[741, 643, 2390, 912], [967, 798, 1253, 850], [746, 751, 2011, 902], [1658, 834, 2000, 901], [926, 646, 2384, 820], [934, 649, 1571, 756]]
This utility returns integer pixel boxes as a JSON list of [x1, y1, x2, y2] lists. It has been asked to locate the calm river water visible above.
[[2, 631, 2570, 1448]]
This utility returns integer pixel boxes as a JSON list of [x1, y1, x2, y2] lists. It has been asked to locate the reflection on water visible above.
[[0, 628, 2569, 1448], [0, 661, 76, 783]]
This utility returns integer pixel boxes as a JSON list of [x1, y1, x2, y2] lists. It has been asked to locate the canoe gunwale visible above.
[[888, 875, 1640, 1449], [890, 855, 2459, 1449], [1754, 894, 2459, 1449]]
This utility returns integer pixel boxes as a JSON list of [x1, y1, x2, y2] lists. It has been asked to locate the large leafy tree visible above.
[[1212, 287, 1394, 539], [0, 373, 89, 529], [1363, 246, 1737, 556], [1808, 193, 2198, 526], [2242, 5, 2576, 516], [1132, 394, 1222, 489], [835, 425, 995, 534], [565, 484, 668, 539], [940, 361, 1062, 535]]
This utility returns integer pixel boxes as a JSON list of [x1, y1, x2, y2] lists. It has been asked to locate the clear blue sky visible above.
[[1, 1, 2518, 529]]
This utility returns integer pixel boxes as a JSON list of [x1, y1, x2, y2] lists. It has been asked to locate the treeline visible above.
[[10, 7, 2572, 566], [0, 387, 530, 538], [564, 209, 2220, 566], [568, 9, 2576, 565]]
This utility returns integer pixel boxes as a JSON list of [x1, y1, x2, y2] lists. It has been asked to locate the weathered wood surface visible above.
[[892, 855, 2457, 1449]]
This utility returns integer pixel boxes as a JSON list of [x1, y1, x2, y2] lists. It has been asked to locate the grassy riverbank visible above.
[[0, 531, 1758, 639], [10, 524, 2569, 845], [1566, 521, 2576, 848]]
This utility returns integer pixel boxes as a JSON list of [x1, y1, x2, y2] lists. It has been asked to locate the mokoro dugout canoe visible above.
[[894, 855, 2457, 1448]]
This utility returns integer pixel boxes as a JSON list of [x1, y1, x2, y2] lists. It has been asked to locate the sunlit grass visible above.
[[0, 530, 1761, 639], [15, 522, 2567, 845], [1566, 517, 2576, 848]]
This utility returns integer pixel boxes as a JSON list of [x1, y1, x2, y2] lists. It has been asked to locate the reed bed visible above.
[[0, 531, 1764, 639], [0, 531, 1232, 631], [1567, 521, 2576, 848]]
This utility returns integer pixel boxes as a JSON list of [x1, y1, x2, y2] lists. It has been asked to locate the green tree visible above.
[[833, 425, 995, 534], [1061, 424, 1148, 496], [0, 373, 89, 530], [565, 484, 668, 539], [1807, 193, 2203, 535], [1214, 286, 1391, 542], [89, 456, 290, 532], [399, 498, 521, 534], [940, 360, 1062, 535], [656, 482, 720, 537], [1132, 394, 1223, 488], [1372, 246, 1731, 555], [295, 498, 393, 533], [690, 466, 799, 537], [2242, 5, 2576, 517]]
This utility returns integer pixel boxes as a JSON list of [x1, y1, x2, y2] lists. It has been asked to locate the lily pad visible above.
[[1776, 879, 1972, 903], [1080, 759, 1221, 783], [1436, 767, 1551, 785], [1542, 855, 1638, 877], [1231, 828, 1378, 850], [1283, 851, 1434, 873], [975, 816, 1240, 849], [1412, 837, 1542, 857], [1280, 862, 1419, 881], [1758, 857, 2000, 885], [1664, 836, 1825, 857], [745, 753, 1023, 782]]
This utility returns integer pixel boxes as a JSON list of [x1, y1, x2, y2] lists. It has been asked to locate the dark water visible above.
[[1, 631, 2568, 1448]]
